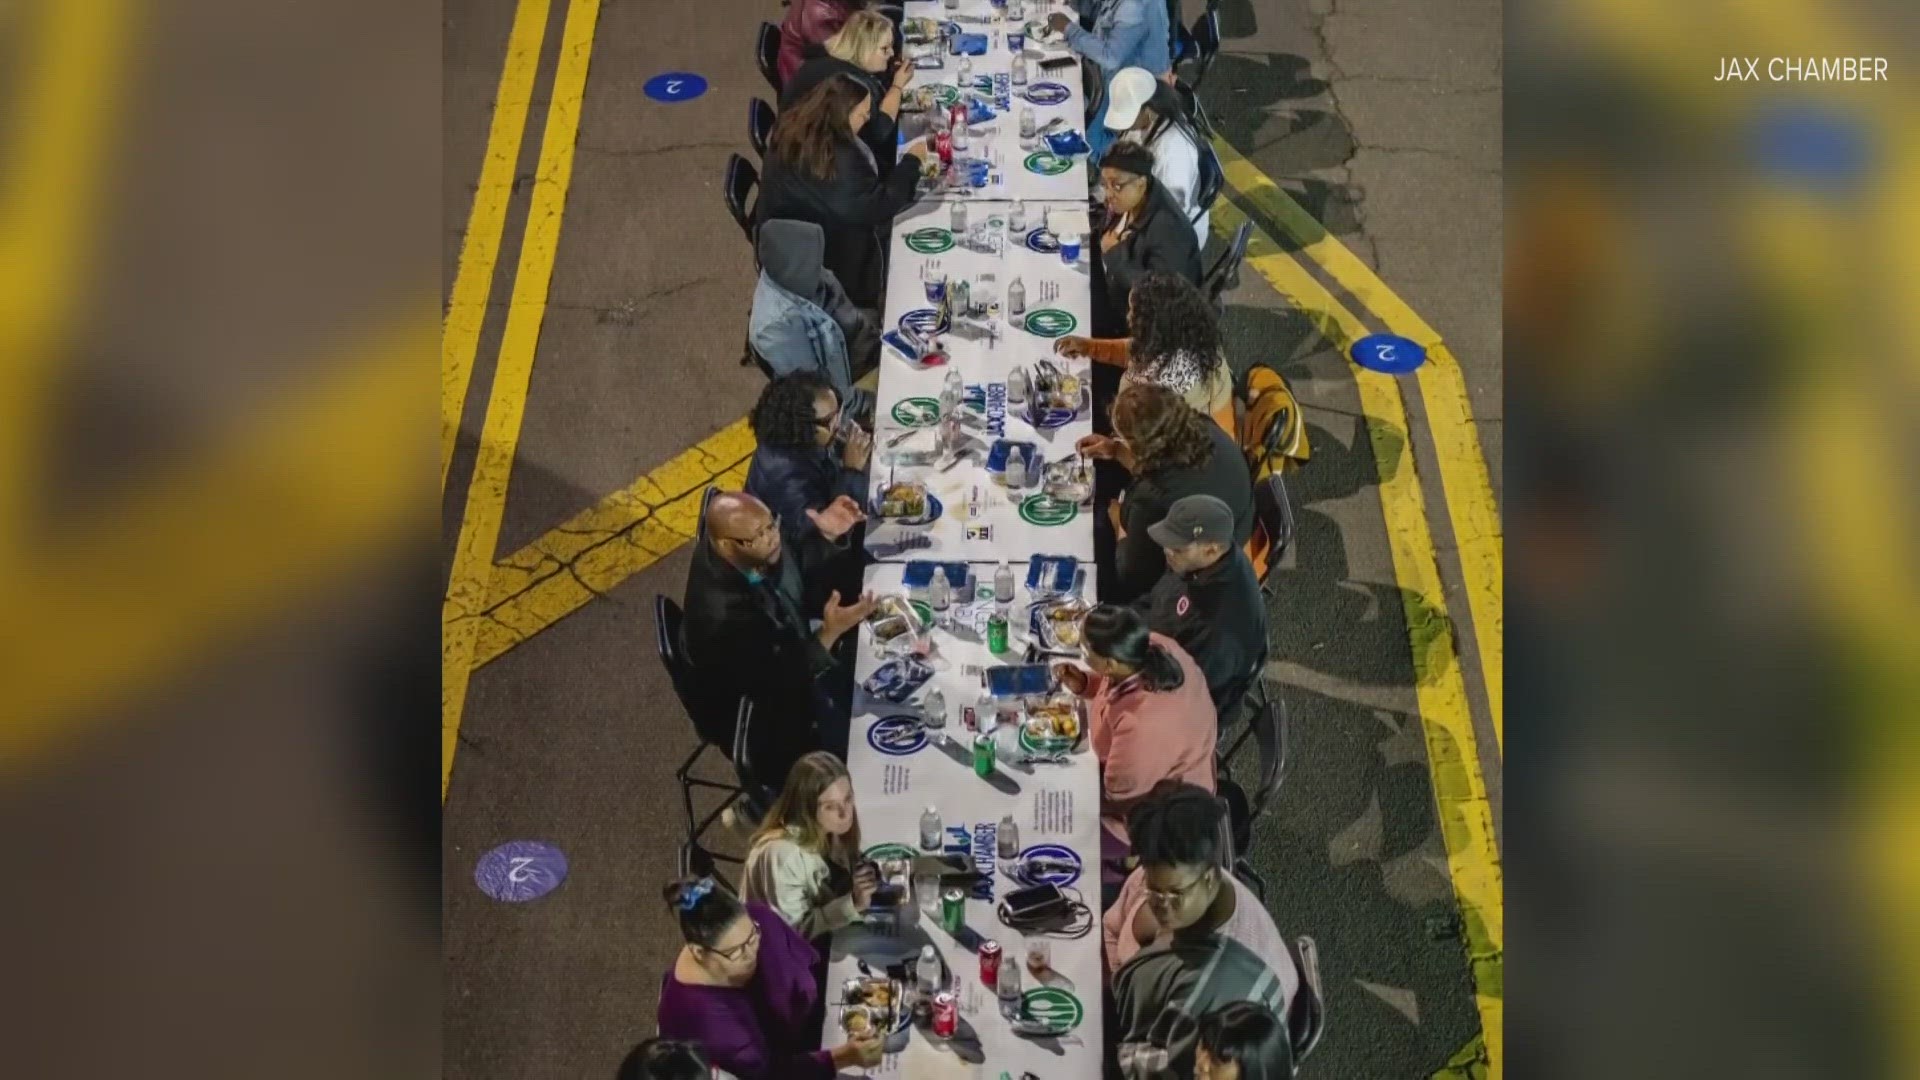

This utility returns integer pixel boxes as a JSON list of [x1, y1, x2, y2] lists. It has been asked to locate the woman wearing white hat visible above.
[[1102, 67, 1210, 248]]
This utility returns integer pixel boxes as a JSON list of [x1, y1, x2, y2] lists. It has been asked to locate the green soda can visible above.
[[942, 887, 965, 933], [987, 605, 1010, 654], [973, 731, 995, 777]]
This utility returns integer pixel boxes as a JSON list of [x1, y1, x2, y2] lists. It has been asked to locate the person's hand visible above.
[[1052, 662, 1090, 696], [1053, 335, 1094, 359], [852, 863, 879, 909], [891, 61, 915, 91], [842, 426, 872, 471], [821, 589, 879, 646], [1076, 433, 1117, 459], [808, 494, 867, 541], [1047, 12, 1072, 34]]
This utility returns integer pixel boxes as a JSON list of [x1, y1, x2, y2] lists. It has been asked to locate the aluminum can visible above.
[[979, 939, 1003, 988], [973, 730, 996, 776], [941, 886, 966, 933], [934, 129, 954, 168], [931, 991, 959, 1038], [987, 607, 1009, 654]]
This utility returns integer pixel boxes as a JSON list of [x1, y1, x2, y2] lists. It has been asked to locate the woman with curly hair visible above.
[[1055, 272, 1236, 432], [744, 372, 871, 548], [1082, 381, 1253, 603]]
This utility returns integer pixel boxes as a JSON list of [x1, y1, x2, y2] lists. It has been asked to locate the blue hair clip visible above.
[[678, 877, 715, 912]]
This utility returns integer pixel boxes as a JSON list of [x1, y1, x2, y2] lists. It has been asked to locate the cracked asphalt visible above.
[[442, 0, 1501, 1076]]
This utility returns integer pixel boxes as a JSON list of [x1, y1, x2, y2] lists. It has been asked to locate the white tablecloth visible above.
[[867, 198, 1096, 563], [825, 561, 1106, 1078], [902, 0, 1092, 204]]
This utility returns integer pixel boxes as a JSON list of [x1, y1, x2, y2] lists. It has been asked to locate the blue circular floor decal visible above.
[[643, 72, 708, 103], [1350, 333, 1428, 374], [476, 840, 569, 902]]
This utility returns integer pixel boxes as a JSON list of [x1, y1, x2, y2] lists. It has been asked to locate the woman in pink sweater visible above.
[[1054, 604, 1218, 866]]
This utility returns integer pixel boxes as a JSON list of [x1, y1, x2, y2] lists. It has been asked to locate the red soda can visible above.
[[979, 940, 1003, 988], [934, 130, 954, 168], [931, 991, 958, 1038]]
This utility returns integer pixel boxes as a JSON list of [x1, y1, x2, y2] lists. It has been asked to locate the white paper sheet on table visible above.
[[901, 0, 1092, 203], [871, 200, 1097, 563], [823, 560, 1104, 1078]]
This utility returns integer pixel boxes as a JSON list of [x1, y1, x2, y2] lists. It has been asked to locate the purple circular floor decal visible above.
[[475, 840, 569, 902]]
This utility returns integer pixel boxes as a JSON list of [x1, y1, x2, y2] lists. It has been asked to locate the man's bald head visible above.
[[706, 491, 780, 569]]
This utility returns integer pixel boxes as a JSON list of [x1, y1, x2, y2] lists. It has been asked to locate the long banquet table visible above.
[[821, 3, 1107, 1075]]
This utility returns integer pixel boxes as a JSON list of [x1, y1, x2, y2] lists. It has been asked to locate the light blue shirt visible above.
[[1064, 0, 1172, 77]]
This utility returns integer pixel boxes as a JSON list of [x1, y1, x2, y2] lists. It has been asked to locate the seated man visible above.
[[1106, 783, 1299, 1078], [682, 491, 874, 787], [1135, 494, 1268, 718], [749, 219, 880, 400]]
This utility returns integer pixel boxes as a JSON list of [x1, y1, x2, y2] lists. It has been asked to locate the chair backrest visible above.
[[1202, 221, 1252, 309], [658, 593, 736, 753], [730, 696, 754, 779], [756, 22, 782, 93], [1192, 136, 1225, 220], [1249, 684, 1287, 819], [724, 154, 759, 243], [1251, 472, 1295, 592], [1287, 935, 1327, 1068], [748, 97, 776, 159], [693, 485, 719, 548]]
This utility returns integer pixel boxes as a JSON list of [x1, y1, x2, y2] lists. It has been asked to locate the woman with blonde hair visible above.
[[742, 751, 877, 939], [782, 11, 911, 176]]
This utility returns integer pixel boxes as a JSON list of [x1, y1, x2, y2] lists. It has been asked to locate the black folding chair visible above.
[[657, 591, 747, 861], [1192, 136, 1225, 226], [723, 153, 759, 244], [755, 22, 783, 93], [1201, 220, 1252, 312], [1251, 472, 1296, 597], [1285, 935, 1328, 1073], [1220, 665, 1288, 900], [677, 837, 734, 893], [1189, 9, 1221, 93], [748, 97, 776, 159]]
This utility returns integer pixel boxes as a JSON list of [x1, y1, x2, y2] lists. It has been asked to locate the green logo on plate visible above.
[[910, 600, 934, 625], [1024, 152, 1074, 176], [1023, 309, 1077, 338], [1019, 494, 1079, 527], [904, 227, 955, 254], [892, 397, 942, 427], [863, 843, 918, 863], [1021, 987, 1085, 1032]]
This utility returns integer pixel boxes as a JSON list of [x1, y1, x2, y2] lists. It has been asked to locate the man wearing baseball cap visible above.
[[1139, 493, 1268, 716]]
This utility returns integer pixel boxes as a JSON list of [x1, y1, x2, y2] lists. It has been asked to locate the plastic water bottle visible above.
[[1010, 201, 1027, 232], [923, 688, 946, 729], [951, 200, 967, 233], [920, 806, 943, 851], [1019, 107, 1037, 144], [997, 813, 1020, 857], [929, 569, 951, 611], [940, 368, 964, 417], [1008, 277, 1027, 318], [1005, 446, 1026, 492], [918, 944, 943, 995], [958, 54, 973, 85], [994, 560, 1015, 603], [997, 956, 1022, 1017], [1007, 362, 1029, 401], [1012, 53, 1028, 85]]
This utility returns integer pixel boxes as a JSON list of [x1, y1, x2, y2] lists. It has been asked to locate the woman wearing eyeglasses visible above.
[[655, 876, 884, 1080], [745, 373, 872, 550], [1090, 141, 1202, 339], [742, 751, 877, 940]]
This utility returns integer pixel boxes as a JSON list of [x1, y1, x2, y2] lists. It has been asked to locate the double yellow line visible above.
[[442, 0, 605, 799]]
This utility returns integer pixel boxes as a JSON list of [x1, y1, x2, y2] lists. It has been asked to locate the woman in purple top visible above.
[[654, 876, 882, 1080]]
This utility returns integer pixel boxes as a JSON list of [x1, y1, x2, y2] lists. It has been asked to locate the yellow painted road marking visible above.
[[0, 0, 134, 561], [1213, 198, 1505, 1076], [3, 322, 433, 763], [443, 0, 603, 801], [466, 420, 756, 668], [442, 0, 554, 493], [1214, 138, 1505, 752]]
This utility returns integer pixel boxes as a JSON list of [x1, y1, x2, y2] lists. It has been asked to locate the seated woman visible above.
[[1089, 142, 1201, 338], [655, 876, 883, 1080], [758, 75, 929, 311], [1197, 1001, 1297, 1080], [1080, 382, 1253, 604], [1054, 272, 1235, 433], [748, 219, 879, 396], [745, 373, 872, 549], [1101, 68, 1211, 247], [742, 751, 878, 940], [1052, 605, 1216, 870], [615, 1038, 737, 1080], [782, 11, 911, 175]]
